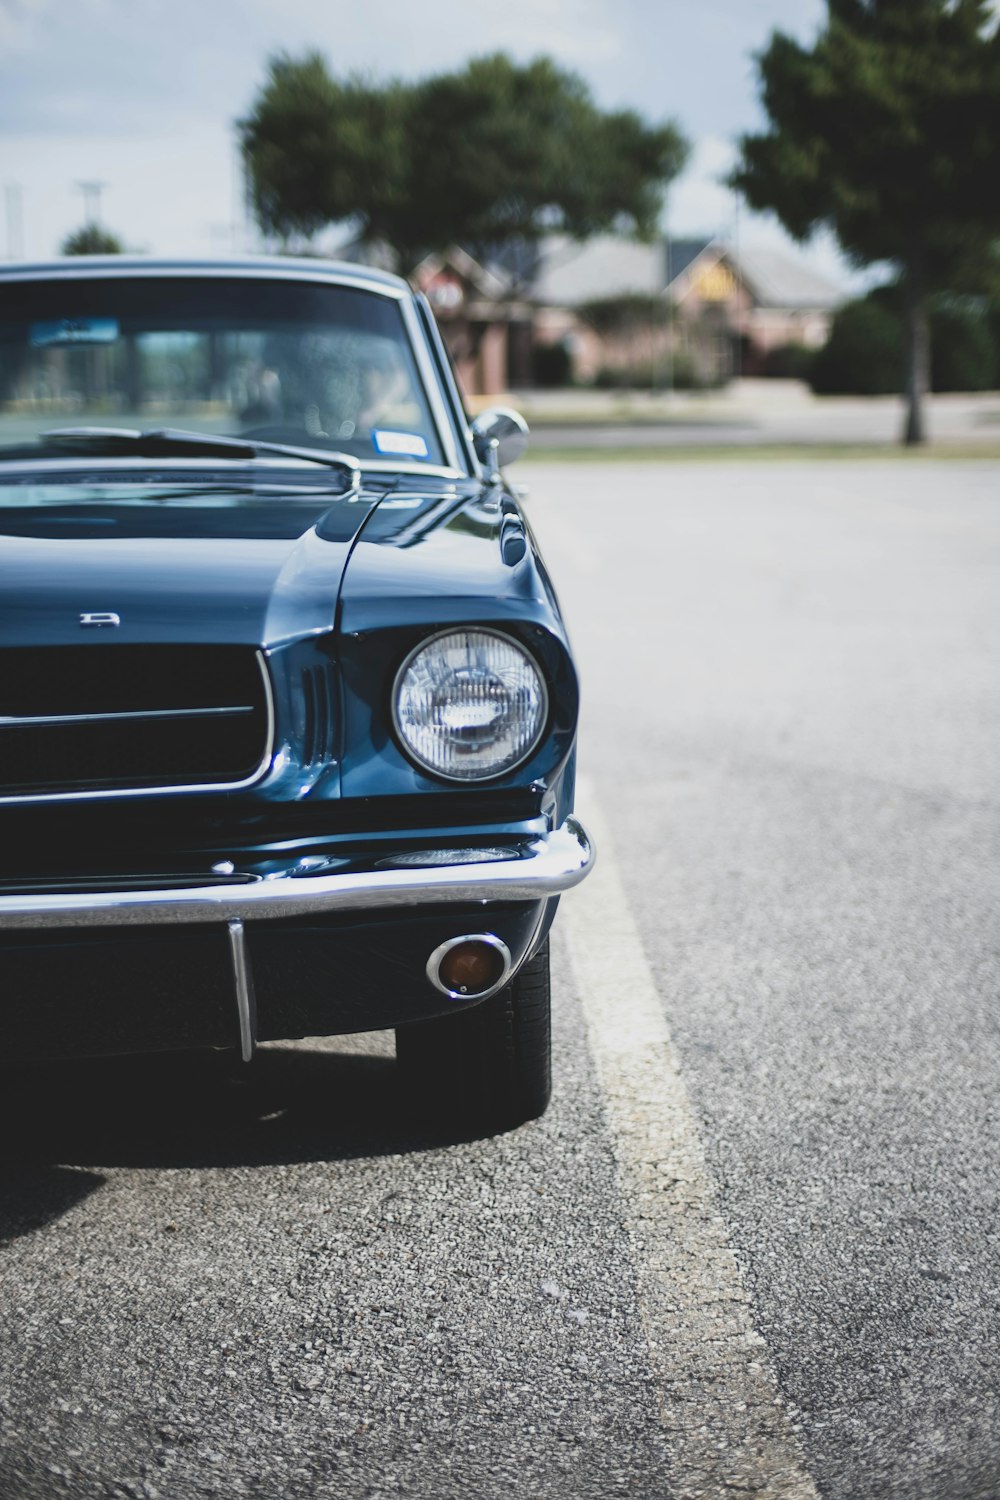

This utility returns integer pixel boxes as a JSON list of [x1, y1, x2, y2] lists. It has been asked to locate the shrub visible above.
[[592, 353, 718, 391], [592, 365, 632, 390], [670, 352, 710, 390], [811, 288, 1000, 395], [531, 341, 574, 388], [810, 297, 901, 395], [929, 303, 997, 392], [578, 294, 671, 335], [761, 343, 814, 380]]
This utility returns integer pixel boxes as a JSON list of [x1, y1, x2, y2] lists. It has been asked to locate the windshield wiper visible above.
[[40, 427, 360, 488]]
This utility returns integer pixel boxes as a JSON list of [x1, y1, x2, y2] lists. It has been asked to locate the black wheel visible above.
[[396, 937, 551, 1132]]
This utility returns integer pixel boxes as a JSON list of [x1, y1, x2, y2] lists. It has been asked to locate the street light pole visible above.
[[75, 181, 107, 225], [664, 208, 674, 398], [731, 190, 742, 384]]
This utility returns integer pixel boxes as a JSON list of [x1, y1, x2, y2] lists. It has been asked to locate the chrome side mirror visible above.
[[471, 406, 530, 471]]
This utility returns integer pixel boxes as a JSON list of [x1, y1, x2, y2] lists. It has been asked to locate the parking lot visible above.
[[2, 457, 998, 1500]]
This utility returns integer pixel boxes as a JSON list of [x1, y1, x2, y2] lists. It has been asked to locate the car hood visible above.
[[0, 481, 392, 648]]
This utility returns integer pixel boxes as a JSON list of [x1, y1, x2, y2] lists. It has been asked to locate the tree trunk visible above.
[[902, 258, 930, 446]]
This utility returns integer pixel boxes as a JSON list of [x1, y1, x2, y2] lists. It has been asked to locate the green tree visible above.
[[61, 224, 125, 255], [239, 52, 687, 271], [239, 55, 411, 249], [731, 1, 1000, 444]]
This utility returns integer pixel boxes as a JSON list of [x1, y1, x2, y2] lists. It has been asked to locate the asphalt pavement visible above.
[[2, 457, 998, 1499], [528, 457, 1000, 1499]]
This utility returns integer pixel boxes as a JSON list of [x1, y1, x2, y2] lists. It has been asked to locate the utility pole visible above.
[[232, 138, 248, 254], [731, 190, 742, 384], [650, 235, 661, 393], [4, 183, 24, 260], [75, 180, 107, 225]]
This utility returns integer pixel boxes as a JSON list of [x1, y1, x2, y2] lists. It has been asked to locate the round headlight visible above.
[[393, 629, 548, 782]]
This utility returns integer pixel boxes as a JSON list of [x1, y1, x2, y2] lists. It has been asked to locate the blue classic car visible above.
[[0, 258, 593, 1132]]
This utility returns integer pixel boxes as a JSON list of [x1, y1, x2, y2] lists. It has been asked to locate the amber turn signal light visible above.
[[427, 934, 513, 999]]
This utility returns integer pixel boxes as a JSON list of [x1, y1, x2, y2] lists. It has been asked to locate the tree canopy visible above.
[[61, 224, 125, 255], [239, 52, 688, 271], [731, 0, 1000, 442]]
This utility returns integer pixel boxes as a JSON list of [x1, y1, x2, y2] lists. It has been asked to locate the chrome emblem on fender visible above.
[[79, 612, 121, 628]]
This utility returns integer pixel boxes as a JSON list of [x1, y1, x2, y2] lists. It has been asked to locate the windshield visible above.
[[0, 275, 448, 468]]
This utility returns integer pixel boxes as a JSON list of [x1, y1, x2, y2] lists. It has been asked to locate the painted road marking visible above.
[[563, 779, 819, 1500]]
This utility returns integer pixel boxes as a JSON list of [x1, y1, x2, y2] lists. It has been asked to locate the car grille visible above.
[[0, 645, 272, 798]]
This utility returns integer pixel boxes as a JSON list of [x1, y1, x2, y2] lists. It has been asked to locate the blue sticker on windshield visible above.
[[30, 317, 120, 348], [371, 429, 429, 459]]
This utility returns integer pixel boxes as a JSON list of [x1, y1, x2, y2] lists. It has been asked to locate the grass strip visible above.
[[522, 443, 1000, 464]]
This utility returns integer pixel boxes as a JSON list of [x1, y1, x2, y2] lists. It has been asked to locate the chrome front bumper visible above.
[[0, 818, 594, 931]]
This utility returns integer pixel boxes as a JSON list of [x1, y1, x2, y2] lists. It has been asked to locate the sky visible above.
[[0, 0, 857, 286]]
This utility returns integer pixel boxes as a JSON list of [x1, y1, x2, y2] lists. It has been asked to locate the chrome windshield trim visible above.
[[0, 457, 467, 482], [0, 705, 255, 728], [413, 291, 481, 476], [361, 460, 467, 480], [0, 650, 275, 805], [398, 292, 466, 475], [0, 818, 594, 929]]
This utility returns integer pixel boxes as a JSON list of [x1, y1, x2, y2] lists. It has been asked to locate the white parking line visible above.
[[563, 780, 819, 1500]]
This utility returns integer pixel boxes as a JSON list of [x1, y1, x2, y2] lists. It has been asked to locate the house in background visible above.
[[531, 234, 845, 387], [335, 231, 844, 394], [335, 239, 532, 400], [410, 247, 533, 401]]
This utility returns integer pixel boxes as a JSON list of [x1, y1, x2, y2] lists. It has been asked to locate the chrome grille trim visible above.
[[0, 650, 275, 805], [0, 705, 255, 728], [301, 663, 333, 770]]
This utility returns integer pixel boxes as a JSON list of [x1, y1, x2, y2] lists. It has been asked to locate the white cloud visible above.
[[417, 0, 622, 70], [244, 0, 622, 75], [0, 0, 52, 52], [668, 136, 739, 239]]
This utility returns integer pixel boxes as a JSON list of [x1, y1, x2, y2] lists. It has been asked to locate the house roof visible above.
[[723, 245, 843, 311], [664, 238, 715, 284], [530, 234, 667, 306], [529, 233, 844, 312], [411, 245, 512, 301]]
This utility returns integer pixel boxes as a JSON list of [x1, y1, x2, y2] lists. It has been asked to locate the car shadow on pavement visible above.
[[0, 1163, 106, 1243], [0, 1043, 480, 1187]]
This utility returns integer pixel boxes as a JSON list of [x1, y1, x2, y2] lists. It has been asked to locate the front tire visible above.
[[396, 938, 551, 1133]]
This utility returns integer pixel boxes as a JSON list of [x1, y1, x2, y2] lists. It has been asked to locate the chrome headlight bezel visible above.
[[391, 627, 550, 784]]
